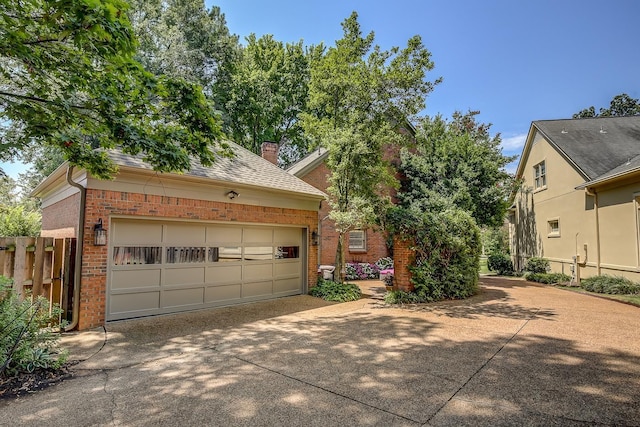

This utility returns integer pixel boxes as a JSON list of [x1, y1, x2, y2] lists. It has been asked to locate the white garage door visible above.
[[107, 219, 305, 321]]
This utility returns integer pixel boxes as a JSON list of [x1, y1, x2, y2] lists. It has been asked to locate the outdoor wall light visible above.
[[311, 230, 319, 246], [94, 218, 107, 246], [226, 190, 239, 200]]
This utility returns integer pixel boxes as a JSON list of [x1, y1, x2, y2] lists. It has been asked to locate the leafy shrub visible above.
[[384, 289, 429, 304], [524, 257, 549, 274], [0, 277, 68, 377], [0, 205, 41, 237], [524, 272, 571, 284], [375, 257, 394, 270], [386, 207, 481, 302], [487, 253, 513, 275], [309, 279, 362, 302], [581, 275, 640, 295]]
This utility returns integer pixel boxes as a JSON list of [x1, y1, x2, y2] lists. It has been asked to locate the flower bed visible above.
[[345, 257, 393, 280]]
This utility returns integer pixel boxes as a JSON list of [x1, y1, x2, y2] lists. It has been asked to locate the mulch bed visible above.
[[0, 363, 75, 400]]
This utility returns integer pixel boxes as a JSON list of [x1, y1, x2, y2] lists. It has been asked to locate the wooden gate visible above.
[[0, 237, 76, 320]]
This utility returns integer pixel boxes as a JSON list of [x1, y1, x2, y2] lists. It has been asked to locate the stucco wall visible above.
[[512, 129, 640, 281]]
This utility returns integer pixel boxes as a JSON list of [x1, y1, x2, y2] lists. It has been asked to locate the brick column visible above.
[[393, 235, 414, 292]]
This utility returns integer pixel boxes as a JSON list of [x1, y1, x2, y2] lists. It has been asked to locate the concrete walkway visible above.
[[2, 277, 640, 426]]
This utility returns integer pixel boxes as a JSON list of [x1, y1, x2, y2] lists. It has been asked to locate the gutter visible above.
[[64, 165, 85, 331], [584, 187, 601, 276]]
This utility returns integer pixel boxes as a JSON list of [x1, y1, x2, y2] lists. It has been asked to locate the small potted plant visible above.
[[383, 274, 394, 291]]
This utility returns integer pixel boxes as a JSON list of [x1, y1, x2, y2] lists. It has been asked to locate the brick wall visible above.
[[69, 189, 318, 330], [393, 235, 414, 292], [40, 193, 80, 238], [299, 161, 390, 265]]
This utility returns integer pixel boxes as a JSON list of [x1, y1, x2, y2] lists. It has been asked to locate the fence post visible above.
[[13, 238, 30, 297], [32, 237, 46, 297]]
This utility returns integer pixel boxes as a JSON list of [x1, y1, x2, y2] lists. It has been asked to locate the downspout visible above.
[[64, 165, 85, 331], [585, 187, 601, 276]]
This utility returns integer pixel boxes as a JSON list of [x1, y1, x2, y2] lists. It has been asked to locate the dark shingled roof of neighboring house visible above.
[[533, 116, 640, 181]]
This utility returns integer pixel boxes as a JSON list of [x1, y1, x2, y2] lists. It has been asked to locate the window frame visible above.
[[547, 218, 560, 238], [533, 160, 547, 191], [348, 229, 367, 252]]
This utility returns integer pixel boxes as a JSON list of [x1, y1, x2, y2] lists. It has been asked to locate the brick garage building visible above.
[[33, 143, 325, 330]]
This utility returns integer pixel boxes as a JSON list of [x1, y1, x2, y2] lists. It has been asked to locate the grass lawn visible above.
[[557, 286, 640, 307], [479, 256, 490, 275]]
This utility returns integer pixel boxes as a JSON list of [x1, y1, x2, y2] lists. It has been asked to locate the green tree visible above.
[[398, 111, 515, 228], [573, 93, 640, 118], [0, 0, 230, 179], [0, 205, 41, 237], [224, 34, 310, 162], [127, 0, 239, 95], [303, 12, 440, 280]]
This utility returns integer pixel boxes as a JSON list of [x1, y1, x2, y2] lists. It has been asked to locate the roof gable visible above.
[[286, 147, 328, 177]]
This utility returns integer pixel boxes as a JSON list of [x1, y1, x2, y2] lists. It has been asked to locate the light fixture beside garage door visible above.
[[94, 218, 107, 246]]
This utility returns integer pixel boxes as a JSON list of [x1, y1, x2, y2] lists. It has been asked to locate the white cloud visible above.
[[504, 160, 519, 175], [500, 133, 527, 152]]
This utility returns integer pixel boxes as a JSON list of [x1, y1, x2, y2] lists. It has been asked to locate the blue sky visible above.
[[212, 0, 640, 172], [2, 0, 638, 178]]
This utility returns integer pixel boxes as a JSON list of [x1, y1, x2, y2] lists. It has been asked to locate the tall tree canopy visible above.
[[397, 111, 515, 228], [0, 0, 230, 179], [224, 34, 310, 163], [303, 12, 441, 279], [573, 93, 640, 118], [127, 0, 239, 96]]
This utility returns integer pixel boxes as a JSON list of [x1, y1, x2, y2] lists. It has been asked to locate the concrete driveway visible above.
[[2, 276, 640, 426]]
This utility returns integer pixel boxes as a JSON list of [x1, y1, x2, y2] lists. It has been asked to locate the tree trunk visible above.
[[335, 232, 346, 283]]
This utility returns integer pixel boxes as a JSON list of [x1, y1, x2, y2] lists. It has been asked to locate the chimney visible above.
[[261, 141, 279, 165]]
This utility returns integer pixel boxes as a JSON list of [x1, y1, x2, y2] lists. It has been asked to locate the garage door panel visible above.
[[112, 221, 163, 245], [111, 292, 160, 314], [111, 269, 161, 290], [275, 262, 300, 278], [205, 284, 241, 302], [274, 278, 301, 293], [162, 288, 205, 308], [244, 228, 272, 243], [274, 228, 301, 244], [165, 267, 205, 285], [243, 281, 273, 298], [206, 226, 242, 244], [206, 265, 242, 283], [244, 263, 273, 281], [165, 224, 206, 244]]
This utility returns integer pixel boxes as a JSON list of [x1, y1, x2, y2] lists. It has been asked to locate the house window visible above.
[[547, 219, 560, 237], [348, 230, 366, 251], [534, 161, 546, 190]]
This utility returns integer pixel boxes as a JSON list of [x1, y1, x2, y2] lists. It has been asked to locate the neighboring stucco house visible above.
[[287, 147, 390, 266], [33, 142, 325, 330], [509, 116, 640, 282]]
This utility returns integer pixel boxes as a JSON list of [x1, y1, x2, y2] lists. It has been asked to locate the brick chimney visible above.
[[261, 141, 279, 165]]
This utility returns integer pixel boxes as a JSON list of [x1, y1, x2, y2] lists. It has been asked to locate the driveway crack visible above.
[[422, 308, 541, 426], [227, 353, 422, 425]]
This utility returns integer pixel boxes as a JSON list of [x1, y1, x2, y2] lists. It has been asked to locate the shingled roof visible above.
[[107, 141, 326, 199], [532, 116, 640, 182], [286, 147, 328, 177]]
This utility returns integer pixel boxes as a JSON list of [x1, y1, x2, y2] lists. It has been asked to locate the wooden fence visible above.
[[0, 237, 76, 318]]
